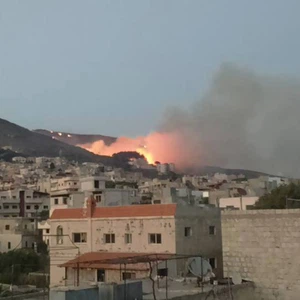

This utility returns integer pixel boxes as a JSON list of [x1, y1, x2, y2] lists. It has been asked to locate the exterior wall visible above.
[[0, 217, 38, 252], [80, 177, 106, 192], [222, 210, 300, 300], [49, 216, 176, 286], [99, 190, 138, 207], [65, 268, 147, 285], [218, 197, 258, 210], [175, 207, 223, 278], [0, 189, 49, 218]]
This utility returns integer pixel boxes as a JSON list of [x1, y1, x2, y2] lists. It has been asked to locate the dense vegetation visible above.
[[255, 182, 300, 209], [0, 249, 42, 284]]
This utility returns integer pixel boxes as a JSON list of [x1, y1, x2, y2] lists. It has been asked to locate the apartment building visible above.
[[49, 198, 222, 286], [0, 189, 50, 218], [0, 217, 38, 252]]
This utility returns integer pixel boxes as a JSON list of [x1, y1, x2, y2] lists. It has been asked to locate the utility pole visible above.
[[11, 265, 14, 299]]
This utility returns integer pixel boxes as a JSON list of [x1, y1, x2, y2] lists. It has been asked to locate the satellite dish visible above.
[[187, 257, 212, 277], [231, 272, 242, 285]]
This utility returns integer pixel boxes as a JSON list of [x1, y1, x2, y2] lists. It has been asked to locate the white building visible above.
[[0, 217, 38, 252], [218, 196, 259, 210]]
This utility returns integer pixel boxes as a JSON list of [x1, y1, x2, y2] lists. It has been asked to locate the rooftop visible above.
[[50, 203, 177, 220], [60, 251, 175, 271]]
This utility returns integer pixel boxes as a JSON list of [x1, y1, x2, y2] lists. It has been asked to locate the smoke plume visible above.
[[82, 63, 300, 177], [159, 63, 300, 177]]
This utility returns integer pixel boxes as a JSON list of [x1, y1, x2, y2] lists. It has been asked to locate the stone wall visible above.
[[222, 209, 300, 300], [169, 282, 256, 300]]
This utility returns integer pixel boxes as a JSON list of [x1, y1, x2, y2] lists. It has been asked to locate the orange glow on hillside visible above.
[[78, 131, 193, 168]]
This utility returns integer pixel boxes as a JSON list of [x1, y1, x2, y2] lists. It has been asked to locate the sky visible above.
[[1, 0, 300, 137]]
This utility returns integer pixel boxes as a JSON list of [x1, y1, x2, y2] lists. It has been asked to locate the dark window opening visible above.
[[149, 233, 162, 244], [209, 226, 216, 235], [104, 233, 115, 243], [184, 227, 192, 237], [97, 269, 105, 282]]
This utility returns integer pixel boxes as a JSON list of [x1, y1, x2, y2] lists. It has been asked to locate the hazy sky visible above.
[[1, 0, 300, 137]]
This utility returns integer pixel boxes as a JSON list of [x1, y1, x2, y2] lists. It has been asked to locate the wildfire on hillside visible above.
[[78, 131, 193, 168]]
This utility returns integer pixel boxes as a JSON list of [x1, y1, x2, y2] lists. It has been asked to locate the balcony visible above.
[[1, 198, 20, 204], [0, 207, 20, 213], [25, 197, 46, 204]]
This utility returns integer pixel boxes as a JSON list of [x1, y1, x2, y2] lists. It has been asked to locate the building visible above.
[[218, 196, 258, 210], [0, 189, 50, 218], [49, 199, 222, 287], [0, 217, 38, 252]]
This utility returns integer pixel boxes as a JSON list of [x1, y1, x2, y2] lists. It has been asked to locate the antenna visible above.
[[187, 257, 212, 277], [231, 272, 242, 285]]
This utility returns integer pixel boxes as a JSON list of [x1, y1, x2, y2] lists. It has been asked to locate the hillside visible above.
[[34, 129, 116, 146], [0, 118, 112, 164]]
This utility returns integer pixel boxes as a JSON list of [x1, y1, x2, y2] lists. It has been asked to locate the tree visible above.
[[255, 182, 300, 209], [0, 249, 41, 284]]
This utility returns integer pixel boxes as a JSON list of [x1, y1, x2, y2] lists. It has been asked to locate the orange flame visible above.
[[79, 131, 195, 169]]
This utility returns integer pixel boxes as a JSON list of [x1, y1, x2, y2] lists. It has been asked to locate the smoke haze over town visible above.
[[81, 64, 300, 177]]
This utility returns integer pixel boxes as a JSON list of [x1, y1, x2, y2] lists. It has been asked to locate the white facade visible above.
[[0, 217, 38, 252], [218, 197, 259, 210]]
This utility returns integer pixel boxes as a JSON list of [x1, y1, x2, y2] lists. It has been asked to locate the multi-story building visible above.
[[0, 217, 38, 252], [0, 189, 50, 218], [49, 198, 222, 286]]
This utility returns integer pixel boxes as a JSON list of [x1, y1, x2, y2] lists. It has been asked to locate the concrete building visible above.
[[218, 196, 258, 210], [0, 217, 38, 252], [49, 199, 222, 287], [222, 209, 300, 300], [0, 189, 50, 218]]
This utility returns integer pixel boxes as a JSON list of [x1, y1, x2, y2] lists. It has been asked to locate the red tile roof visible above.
[[50, 204, 177, 220], [60, 251, 174, 270]]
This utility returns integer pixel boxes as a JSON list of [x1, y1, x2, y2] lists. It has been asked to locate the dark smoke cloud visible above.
[[159, 63, 300, 177]]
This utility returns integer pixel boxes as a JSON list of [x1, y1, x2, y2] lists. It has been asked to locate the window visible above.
[[5, 225, 10, 230], [46, 229, 50, 234], [8, 242, 11, 250], [1, 196, 7, 199], [25, 241, 28, 248], [73, 232, 87, 243], [184, 227, 192, 237], [34, 205, 39, 210], [125, 233, 132, 244], [104, 233, 115, 243], [12, 196, 16, 199], [94, 180, 99, 189], [12, 205, 18, 209], [95, 194, 102, 202], [24, 225, 27, 229], [57, 226, 63, 244], [97, 269, 105, 282], [122, 272, 136, 280], [209, 226, 216, 235], [26, 205, 31, 210], [54, 199, 58, 205], [26, 196, 31, 199], [63, 198, 68, 205], [4, 205, 9, 209], [43, 205, 49, 209], [149, 233, 162, 244], [209, 258, 217, 269], [153, 200, 161, 204]]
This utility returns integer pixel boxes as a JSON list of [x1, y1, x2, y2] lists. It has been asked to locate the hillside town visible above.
[[0, 154, 295, 299]]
